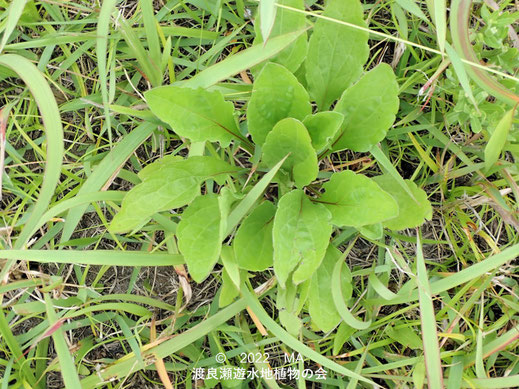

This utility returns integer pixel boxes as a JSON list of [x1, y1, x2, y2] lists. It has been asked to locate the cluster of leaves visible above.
[[110, 0, 432, 333]]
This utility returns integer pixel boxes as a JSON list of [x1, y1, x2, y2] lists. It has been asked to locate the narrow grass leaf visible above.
[[445, 42, 478, 110], [61, 122, 154, 243], [484, 107, 516, 170], [115, 316, 143, 365], [332, 253, 372, 330], [434, 0, 446, 54], [44, 294, 82, 388], [118, 16, 161, 87], [369, 243, 519, 305], [0, 0, 27, 53], [396, 0, 428, 22], [96, 0, 116, 143], [29, 191, 124, 243], [0, 250, 183, 266], [241, 286, 374, 385], [260, 0, 277, 42], [446, 356, 464, 389], [226, 156, 287, 236], [0, 357, 14, 389], [370, 145, 418, 202], [0, 54, 64, 282], [416, 234, 444, 388], [475, 295, 486, 378], [0, 310, 38, 386], [462, 376, 519, 388], [80, 298, 248, 386], [369, 272, 398, 300], [139, 0, 161, 71], [182, 29, 306, 89]]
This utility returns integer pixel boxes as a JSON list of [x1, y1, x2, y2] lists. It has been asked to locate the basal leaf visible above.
[[253, 0, 308, 74], [332, 64, 400, 152], [484, 108, 515, 170], [373, 175, 432, 231], [309, 245, 353, 332], [234, 201, 276, 271], [145, 86, 240, 147], [247, 62, 311, 146], [273, 189, 331, 287], [305, 0, 369, 110], [177, 194, 225, 283], [303, 111, 344, 151], [110, 157, 239, 233], [318, 170, 398, 227], [262, 118, 318, 187]]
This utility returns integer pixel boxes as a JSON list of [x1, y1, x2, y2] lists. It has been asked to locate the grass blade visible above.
[[415, 232, 444, 388], [0, 250, 183, 266], [0, 0, 27, 53], [0, 55, 64, 248], [226, 156, 287, 236], [80, 298, 248, 387], [484, 107, 516, 170], [44, 294, 82, 388], [182, 29, 306, 89], [60, 122, 155, 243], [30, 191, 125, 242], [445, 42, 478, 110], [433, 0, 446, 54], [368, 242, 519, 306], [96, 0, 117, 144], [240, 284, 375, 385], [0, 54, 64, 282], [139, 0, 161, 72], [118, 15, 162, 87], [370, 145, 418, 202], [260, 0, 277, 43], [396, 0, 428, 22], [332, 248, 372, 330]]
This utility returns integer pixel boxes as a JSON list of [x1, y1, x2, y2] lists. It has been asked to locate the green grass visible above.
[[1, 1, 519, 388]]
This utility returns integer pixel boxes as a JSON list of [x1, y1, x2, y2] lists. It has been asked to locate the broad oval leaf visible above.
[[373, 175, 432, 231], [303, 111, 344, 151], [309, 245, 353, 332], [145, 86, 240, 147], [253, 0, 308, 74], [247, 62, 311, 146], [177, 194, 225, 283], [110, 156, 239, 233], [305, 0, 369, 110], [234, 201, 276, 271], [262, 118, 318, 187], [318, 170, 398, 227], [332, 64, 400, 152], [273, 189, 332, 287]]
